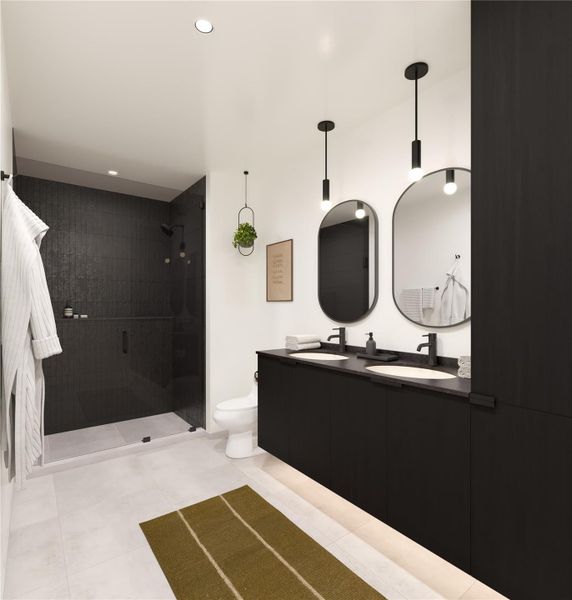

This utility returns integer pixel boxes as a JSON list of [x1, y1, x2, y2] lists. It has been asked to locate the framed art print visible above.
[[266, 239, 293, 302]]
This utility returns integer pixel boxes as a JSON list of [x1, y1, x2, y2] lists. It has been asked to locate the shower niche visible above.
[[16, 175, 206, 462]]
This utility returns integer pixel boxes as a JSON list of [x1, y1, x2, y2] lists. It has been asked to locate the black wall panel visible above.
[[472, 1, 572, 417], [472, 3, 572, 597]]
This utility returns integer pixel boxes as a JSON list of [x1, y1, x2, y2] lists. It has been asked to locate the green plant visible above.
[[233, 222, 257, 248]]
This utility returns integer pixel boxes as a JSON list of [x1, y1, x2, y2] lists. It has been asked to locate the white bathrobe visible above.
[[1, 180, 62, 487], [440, 259, 470, 325]]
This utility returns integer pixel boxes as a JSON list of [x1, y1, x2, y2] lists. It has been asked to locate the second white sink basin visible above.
[[291, 352, 349, 361], [366, 365, 456, 380]]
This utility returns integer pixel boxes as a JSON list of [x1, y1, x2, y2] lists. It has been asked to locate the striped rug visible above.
[[140, 485, 386, 600]]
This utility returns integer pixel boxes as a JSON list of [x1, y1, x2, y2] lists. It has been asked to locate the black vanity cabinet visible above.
[[258, 356, 386, 500], [258, 356, 294, 462], [258, 353, 469, 570], [385, 385, 470, 572], [330, 373, 387, 521], [258, 356, 334, 487], [288, 363, 333, 489]]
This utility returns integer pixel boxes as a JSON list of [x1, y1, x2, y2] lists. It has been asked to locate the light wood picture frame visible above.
[[266, 239, 293, 302]]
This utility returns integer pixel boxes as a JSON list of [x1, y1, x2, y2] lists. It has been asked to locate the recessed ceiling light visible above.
[[108, 170, 118, 176], [195, 19, 214, 34]]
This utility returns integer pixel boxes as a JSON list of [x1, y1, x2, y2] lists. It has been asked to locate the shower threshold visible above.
[[44, 412, 193, 463]]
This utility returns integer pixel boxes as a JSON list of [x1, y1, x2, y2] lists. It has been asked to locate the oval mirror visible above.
[[318, 200, 378, 323], [393, 168, 470, 327]]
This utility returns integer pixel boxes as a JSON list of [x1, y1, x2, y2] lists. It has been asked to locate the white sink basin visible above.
[[366, 365, 456, 380], [291, 352, 349, 361]]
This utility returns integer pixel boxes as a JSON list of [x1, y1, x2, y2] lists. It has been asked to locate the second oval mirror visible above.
[[393, 168, 471, 327], [318, 200, 378, 323]]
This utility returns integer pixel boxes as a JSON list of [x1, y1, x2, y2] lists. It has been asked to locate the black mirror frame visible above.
[[392, 166, 472, 328], [317, 199, 379, 324]]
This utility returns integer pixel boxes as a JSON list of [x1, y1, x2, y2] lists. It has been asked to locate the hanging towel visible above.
[[398, 288, 423, 322], [440, 259, 470, 325], [422, 287, 435, 310], [1, 181, 62, 488]]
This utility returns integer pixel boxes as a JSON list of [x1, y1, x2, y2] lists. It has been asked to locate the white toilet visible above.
[[213, 378, 261, 458]]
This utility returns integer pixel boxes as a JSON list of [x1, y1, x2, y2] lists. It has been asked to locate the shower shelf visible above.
[[57, 316, 175, 322]]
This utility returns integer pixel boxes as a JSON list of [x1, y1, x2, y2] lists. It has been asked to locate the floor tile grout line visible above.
[[55, 512, 73, 600]]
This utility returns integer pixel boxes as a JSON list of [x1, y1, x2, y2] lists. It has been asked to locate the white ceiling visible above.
[[2, 1, 469, 200]]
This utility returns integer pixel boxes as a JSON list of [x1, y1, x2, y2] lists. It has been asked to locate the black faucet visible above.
[[327, 327, 346, 353], [417, 333, 437, 366]]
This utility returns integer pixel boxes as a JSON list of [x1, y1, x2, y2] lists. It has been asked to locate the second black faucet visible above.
[[417, 333, 437, 366], [327, 327, 346, 353]]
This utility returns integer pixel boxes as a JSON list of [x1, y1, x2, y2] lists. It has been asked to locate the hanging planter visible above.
[[233, 222, 257, 249], [233, 171, 256, 256]]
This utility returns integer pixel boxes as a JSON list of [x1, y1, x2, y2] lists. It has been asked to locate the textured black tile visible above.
[[16, 175, 204, 434]]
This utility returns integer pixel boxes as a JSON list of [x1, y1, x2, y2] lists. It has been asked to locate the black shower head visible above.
[[160, 223, 174, 236]]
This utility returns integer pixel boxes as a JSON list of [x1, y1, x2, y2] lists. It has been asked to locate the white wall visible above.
[[0, 7, 14, 592], [205, 68, 470, 431]]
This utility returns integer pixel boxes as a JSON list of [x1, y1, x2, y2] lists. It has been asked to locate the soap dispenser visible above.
[[365, 332, 377, 355]]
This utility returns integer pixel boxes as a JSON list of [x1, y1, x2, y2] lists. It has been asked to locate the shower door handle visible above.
[[122, 330, 128, 354]]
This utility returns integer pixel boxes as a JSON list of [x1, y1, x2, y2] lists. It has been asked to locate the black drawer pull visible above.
[[469, 393, 495, 409], [122, 330, 128, 354]]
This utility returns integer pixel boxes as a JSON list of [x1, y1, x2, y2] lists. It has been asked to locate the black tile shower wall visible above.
[[15, 175, 177, 434], [16, 176, 171, 319], [169, 177, 206, 429]]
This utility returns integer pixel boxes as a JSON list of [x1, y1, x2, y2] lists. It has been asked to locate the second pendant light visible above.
[[318, 120, 335, 211], [405, 61, 429, 182]]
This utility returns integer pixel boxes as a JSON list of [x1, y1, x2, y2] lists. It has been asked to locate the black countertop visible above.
[[257, 347, 471, 399]]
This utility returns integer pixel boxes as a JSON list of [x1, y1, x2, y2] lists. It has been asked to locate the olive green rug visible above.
[[140, 485, 386, 600]]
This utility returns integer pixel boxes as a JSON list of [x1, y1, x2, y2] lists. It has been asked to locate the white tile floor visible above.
[[5, 435, 507, 600], [44, 413, 191, 462]]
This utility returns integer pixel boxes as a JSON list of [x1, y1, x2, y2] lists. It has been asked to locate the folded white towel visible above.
[[285, 334, 321, 344], [286, 342, 321, 351], [458, 365, 471, 379], [458, 355, 471, 366]]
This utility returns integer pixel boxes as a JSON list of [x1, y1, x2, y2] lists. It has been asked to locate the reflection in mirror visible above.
[[393, 168, 470, 327], [318, 200, 378, 323]]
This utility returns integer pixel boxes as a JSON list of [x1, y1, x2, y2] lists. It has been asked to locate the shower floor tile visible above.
[[45, 413, 190, 463]]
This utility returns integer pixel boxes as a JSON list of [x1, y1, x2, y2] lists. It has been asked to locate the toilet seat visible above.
[[216, 394, 257, 412]]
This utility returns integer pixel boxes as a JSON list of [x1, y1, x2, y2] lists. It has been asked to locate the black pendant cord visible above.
[[414, 76, 418, 141], [324, 129, 328, 180]]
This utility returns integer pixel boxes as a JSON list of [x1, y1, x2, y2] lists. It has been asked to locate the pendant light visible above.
[[318, 120, 335, 211], [405, 62, 429, 182], [443, 169, 457, 195], [355, 201, 366, 219]]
